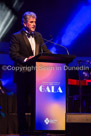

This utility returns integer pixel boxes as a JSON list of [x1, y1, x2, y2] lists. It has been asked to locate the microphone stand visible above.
[[43, 38, 69, 55], [41, 38, 53, 55], [78, 60, 82, 113]]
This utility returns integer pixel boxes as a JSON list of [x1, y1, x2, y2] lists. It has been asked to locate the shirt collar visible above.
[[23, 27, 34, 36]]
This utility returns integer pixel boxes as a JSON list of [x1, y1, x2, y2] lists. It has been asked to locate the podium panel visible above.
[[35, 62, 66, 131]]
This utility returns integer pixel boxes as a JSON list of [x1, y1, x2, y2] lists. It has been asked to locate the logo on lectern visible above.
[[44, 118, 50, 125], [44, 118, 57, 125]]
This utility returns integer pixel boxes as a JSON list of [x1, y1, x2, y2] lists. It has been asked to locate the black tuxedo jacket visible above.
[[9, 29, 50, 65], [9, 29, 51, 82]]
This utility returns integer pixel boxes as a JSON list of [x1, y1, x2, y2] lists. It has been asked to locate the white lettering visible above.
[[39, 85, 63, 93]]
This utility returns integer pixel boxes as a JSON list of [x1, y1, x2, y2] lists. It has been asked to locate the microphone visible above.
[[41, 37, 53, 55], [43, 38, 69, 55]]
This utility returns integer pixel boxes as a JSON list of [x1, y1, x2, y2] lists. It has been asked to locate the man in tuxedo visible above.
[[9, 11, 51, 134]]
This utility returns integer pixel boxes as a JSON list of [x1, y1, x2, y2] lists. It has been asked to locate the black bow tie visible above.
[[26, 33, 34, 38]]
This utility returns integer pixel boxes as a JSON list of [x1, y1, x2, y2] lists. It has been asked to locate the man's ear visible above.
[[23, 23, 26, 27]]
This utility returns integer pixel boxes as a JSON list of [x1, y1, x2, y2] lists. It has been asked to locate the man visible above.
[[9, 11, 51, 134]]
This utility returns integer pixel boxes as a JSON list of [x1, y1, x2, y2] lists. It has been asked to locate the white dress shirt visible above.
[[27, 36, 35, 56]]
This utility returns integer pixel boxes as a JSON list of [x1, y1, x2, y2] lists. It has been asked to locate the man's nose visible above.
[[33, 22, 36, 25], [33, 23, 36, 26]]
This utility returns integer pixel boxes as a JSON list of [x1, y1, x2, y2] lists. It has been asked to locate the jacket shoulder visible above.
[[13, 30, 22, 36], [34, 31, 43, 38]]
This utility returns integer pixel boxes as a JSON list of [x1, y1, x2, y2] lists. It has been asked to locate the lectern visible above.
[[27, 53, 75, 134]]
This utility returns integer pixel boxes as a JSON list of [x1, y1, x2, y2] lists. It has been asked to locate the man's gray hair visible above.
[[22, 11, 37, 25]]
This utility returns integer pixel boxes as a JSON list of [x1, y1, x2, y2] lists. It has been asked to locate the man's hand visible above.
[[24, 56, 34, 62], [26, 56, 34, 61]]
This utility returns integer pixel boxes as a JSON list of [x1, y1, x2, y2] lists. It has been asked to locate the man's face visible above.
[[24, 16, 36, 33]]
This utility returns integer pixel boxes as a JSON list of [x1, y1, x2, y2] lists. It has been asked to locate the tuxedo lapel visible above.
[[34, 33, 40, 56], [21, 30, 33, 55]]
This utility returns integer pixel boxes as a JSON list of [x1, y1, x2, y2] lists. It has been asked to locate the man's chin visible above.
[[31, 29, 35, 32]]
